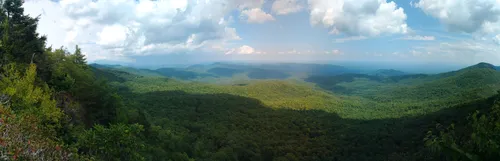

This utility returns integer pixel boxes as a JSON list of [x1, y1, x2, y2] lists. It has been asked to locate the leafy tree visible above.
[[426, 94, 500, 161], [46, 47, 119, 126], [77, 123, 146, 161], [0, 63, 62, 124], [0, 64, 75, 160]]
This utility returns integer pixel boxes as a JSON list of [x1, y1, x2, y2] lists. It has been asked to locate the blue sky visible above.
[[23, 0, 500, 67]]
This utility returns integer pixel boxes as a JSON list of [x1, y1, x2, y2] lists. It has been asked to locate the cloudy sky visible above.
[[23, 0, 500, 66]]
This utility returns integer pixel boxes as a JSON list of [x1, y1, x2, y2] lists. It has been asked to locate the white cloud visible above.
[[308, 0, 408, 36], [411, 40, 500, 63], [234, 0, 265, 10], [97, 25, 128, 47], [241, 8, 275, 23], [324, 49, 343, 55], [332, 49, 343, 55], [415, 0, 500, 34], [24, 0, 245, 62], [494, 34, 500, 44], [272, 0, 303, 15], [334, 36, 367, 43], [410, 50, 431, 57], [402, 35, 435, 41], [238, 45, 256, 54], [287, 49, 300, 54], [225, 45, 256, 54], [24, 0, 67, 47]]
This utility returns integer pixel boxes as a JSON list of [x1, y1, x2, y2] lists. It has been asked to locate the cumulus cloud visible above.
[[241, 8, 275, 23], [414, 0, 500, 33], [401, 35, 435, 41], [96, 25, 128, 47], [24, 0, 244, 62], [272, 0, 303, 15], [334, 36, 367, 43], [308, 0, 409, 36], [225, 45, 257, 54]]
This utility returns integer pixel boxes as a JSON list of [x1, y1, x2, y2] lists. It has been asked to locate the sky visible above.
[[23, 0, 500, 67]]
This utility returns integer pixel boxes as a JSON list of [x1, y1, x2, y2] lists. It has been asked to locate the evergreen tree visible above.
[[73, 45, 87, 66], [0, 0, 50, 80]]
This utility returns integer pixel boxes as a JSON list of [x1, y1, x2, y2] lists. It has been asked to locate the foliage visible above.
[[89, 61, 500, 161], [425, 93, 500, 161], [0, 2, 141, 160], [0, 104, 74, 160], [0, 63, 62, 126], [0, 63, 70, 160], [0, 0, 51, 80], [46, 47, 120, 126], [77, 123, 145, 161]]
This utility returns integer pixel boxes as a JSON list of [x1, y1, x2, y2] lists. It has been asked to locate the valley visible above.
[[91, 62, 500, 160]]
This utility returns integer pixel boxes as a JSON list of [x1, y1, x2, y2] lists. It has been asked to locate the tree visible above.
[[0, 63, 62, 123], [425, 95, 500, 161], [0, 0, 50, 80], [73, 45, 86, 67], [77, 123, 146, 161], [0, 64, 75, 160], [45, 48, 120, 126]]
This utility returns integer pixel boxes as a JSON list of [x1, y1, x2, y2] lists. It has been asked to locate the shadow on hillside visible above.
[[247, 68, 290, 79], [304, 74, 433, 94], [118, 89, 496, 161]]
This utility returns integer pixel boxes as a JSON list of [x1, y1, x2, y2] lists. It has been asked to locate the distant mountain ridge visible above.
[[467, 62, 496, 70], [306, 62, 500, 95], [373, 69, 407, 77], [91, 62, 500, 85]]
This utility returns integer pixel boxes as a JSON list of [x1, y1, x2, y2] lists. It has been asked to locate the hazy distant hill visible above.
[[247, 68, 290, 79], [90, 63, 215, 80], [188, 62, 359, 75], [307, 63, 500, 98], [89, 63, 122, 69], [90, 66, 129, 83], [154, 68, 214, 80], [430, 62, 500, 90], [256, 63, 358, 76], [207, 67, 245, 77], [370, 62, 500, 105], [373, 69, 407, 77]]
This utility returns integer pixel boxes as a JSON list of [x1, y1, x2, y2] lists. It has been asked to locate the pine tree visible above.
[[0, 0, 51, 80], [1, 0, 46, 61], [73, 45, 87, 66]]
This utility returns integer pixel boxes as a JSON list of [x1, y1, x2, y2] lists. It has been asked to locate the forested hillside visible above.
[[100, 63, 500, 161], [0, 1, 144, 160], [1, 1, 500, 161]]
